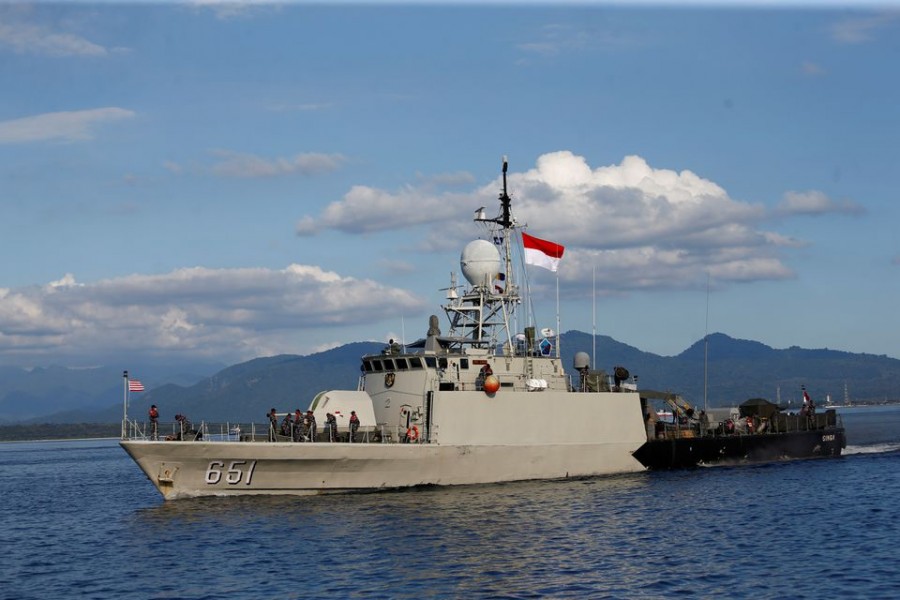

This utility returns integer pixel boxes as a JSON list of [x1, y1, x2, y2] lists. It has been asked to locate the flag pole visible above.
[[592, 265, 596, 370], [122, 370, 129, 439], [555, 270, 561, 359]]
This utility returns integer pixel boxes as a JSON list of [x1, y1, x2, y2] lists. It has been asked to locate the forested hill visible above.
[[561, 331, 900, 407], [3, 334, 899, 426]]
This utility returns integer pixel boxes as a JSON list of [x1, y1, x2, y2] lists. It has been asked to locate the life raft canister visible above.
[[483, 375, 500, 394]]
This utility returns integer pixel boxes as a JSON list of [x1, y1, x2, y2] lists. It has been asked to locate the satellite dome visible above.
[[574, 352, 591, 370], [460, 240, 501, 286]]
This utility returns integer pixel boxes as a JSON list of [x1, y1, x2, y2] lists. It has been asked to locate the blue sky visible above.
[[1, 1, 899, 369]]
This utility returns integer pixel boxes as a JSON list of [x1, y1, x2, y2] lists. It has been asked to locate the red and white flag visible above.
[[522, 232, 565, 272], [128, 379, 145, 392]]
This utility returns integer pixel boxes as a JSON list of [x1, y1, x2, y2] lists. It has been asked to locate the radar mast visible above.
[[443, 157, 520, 352]]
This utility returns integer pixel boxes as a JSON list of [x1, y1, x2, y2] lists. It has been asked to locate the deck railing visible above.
[[122, 419, 431, 445], [652, 409, 843, 441]]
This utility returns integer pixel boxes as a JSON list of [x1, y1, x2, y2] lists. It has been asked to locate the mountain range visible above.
[[2, 332, 898, 425]]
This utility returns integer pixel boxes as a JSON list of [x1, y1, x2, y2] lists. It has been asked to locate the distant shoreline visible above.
[[0, 423, 121, 442]]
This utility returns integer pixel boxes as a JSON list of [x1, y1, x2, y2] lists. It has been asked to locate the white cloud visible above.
[[564, 247, 793, 293], [188, 0, 281, 20], [0, 265, 425, 366], [0, 108, 135, 144], [296, 185, 470, 235], [830, 13, 897, 44], [209, 150, 345, 178], [298, 150, 859, 292], [776, 190, 864, 216], [0, 19, 109, 57], [516, 22, 638, 61]]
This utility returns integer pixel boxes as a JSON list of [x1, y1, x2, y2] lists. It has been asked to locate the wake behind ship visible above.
[[120, 159, 845, 500]]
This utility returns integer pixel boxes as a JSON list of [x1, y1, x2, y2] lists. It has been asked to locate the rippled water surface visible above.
[[2, 405, 899, 599]]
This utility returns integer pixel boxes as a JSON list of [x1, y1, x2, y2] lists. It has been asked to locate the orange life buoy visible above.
[[406, 425, 419, 442]]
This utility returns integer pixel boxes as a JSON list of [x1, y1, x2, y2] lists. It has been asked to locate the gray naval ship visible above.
[[120, 159, 844, 500]]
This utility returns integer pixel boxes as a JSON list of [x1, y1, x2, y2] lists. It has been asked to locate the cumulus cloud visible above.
[[0, 108, 135, 144], [564, 247, 793, 295], [300, 150, 861, 292], [775, 190, 864, 217], [0, 266, 425, 366], [296, 185, 471, 235]]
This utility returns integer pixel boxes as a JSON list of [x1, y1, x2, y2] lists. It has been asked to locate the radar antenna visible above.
[[498, 156, 512, 229]]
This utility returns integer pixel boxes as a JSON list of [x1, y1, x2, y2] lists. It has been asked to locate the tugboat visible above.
[[120, 158, 845, 500]]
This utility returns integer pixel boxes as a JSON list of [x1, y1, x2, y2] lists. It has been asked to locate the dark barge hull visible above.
[[632, 428, 846, 470]]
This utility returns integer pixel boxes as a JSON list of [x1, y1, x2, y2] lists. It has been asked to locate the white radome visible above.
[[460, 239, 501, 286]]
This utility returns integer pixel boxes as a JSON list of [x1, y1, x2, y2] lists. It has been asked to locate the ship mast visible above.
[[496, 156, 514, 293], [443, 157, 520, 352]]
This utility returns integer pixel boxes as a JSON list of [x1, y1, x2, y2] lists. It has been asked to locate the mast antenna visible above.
[[498, 155, 512, 229]]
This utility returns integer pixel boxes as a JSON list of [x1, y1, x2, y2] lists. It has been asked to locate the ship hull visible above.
[[631, 427, 846, 470], [121, 439, 647, 500]]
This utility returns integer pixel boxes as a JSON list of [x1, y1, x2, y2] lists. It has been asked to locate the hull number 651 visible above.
[[205, 460, 257, 485]]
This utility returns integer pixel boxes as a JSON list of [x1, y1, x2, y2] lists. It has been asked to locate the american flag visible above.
[[128, 379, 145, 392]]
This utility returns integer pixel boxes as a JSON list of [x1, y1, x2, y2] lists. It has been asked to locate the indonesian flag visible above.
[[522, 232, 565, 272], [128, 379, 145, 392]]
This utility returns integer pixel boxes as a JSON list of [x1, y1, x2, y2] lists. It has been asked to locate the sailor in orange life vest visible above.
[[148, 404, 159, 440], [349, 410, 360, 443]]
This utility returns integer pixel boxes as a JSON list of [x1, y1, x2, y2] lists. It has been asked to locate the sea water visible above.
[[2, 405, 899, 599]]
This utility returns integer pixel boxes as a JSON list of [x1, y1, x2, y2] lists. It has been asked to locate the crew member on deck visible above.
[[349, 410, 360, 443], [293, 409, 303, 441], [325, 413, 338, 442], [268, 408, 278, 442], [306, 410, 317, 441], [613, 366, 629, 391], [281, 412, 293, 437], [148, 404, 159, 440], [699, 410, 709, 437]]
